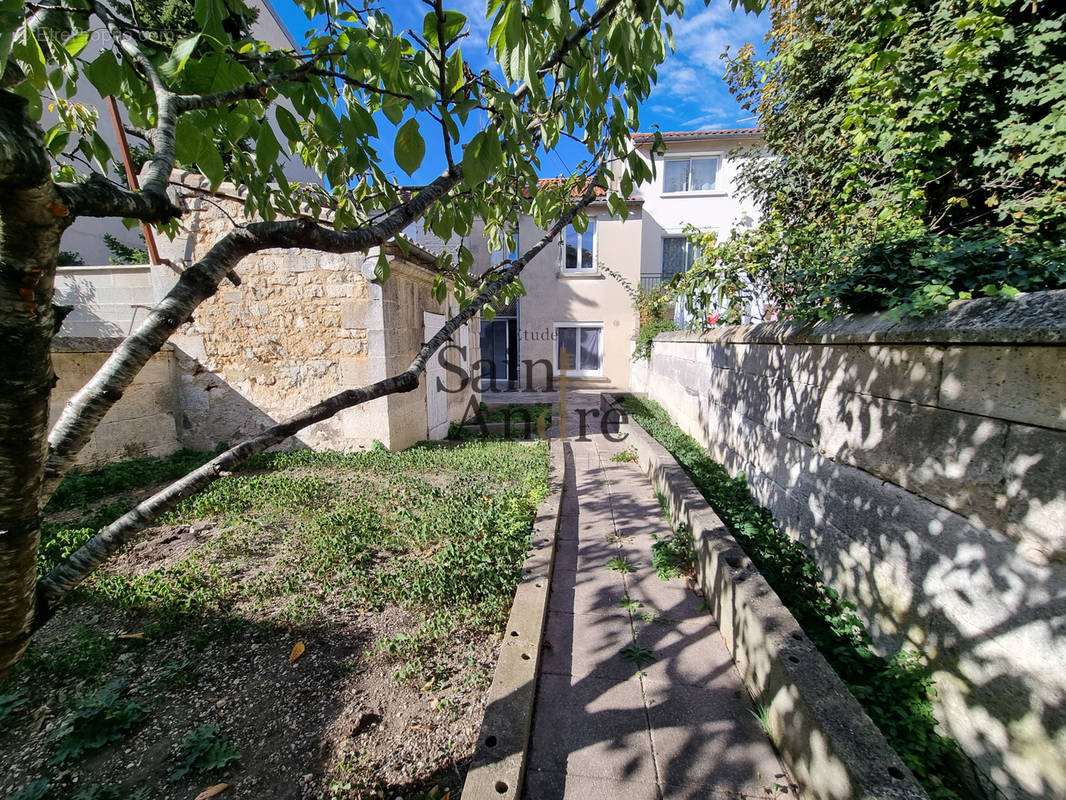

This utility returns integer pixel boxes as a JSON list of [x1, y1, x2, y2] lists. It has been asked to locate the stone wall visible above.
[[157, 185, 476, 452], [50, 340, 180, 468], [630, 291, 1066, 800]]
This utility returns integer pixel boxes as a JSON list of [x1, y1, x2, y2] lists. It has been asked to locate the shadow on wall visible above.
[[53, 277, 124, 338], [636, 296, 1066, 800]]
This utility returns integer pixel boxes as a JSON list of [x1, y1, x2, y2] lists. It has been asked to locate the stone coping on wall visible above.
[[654, 289, 1066, 346], [601, 393, 930, 800], [51, 336, 175, 354]]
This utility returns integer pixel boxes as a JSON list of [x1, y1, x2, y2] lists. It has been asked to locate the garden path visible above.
[[516, 391, 791, 799]]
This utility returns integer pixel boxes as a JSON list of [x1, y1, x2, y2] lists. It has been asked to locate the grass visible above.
[[618, 395, 968, 800], [476, 402, 552, 425], [609, 446, 639, 463], [18, 439, 551, 702]]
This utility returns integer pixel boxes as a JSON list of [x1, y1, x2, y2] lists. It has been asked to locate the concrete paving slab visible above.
[[540, 610, 640, 682], [524, 769, 661, 800], [528, 673, 657, 784], [551, 565, 628, 615], [632, 616, 739, 690], [644, 680, 785, 795]]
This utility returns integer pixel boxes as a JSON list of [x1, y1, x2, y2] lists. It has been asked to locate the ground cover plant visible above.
[[618, 395, 968, 800], [1, 440, 549, 799]]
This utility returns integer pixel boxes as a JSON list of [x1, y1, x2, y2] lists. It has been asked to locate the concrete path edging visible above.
[[601, 393, 930, 800], [462, 440, 567, 800]]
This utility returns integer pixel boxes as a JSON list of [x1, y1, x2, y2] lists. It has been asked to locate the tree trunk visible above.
[[0, 90, 66, 681]]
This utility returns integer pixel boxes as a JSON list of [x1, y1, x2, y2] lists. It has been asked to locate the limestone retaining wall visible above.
[[50, 340, 180, 468], [630, 291, 1066, 800]]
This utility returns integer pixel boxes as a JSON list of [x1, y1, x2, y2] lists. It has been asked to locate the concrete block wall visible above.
[[55, 264, 155, 338], [630, 290, 1066, 800], [50, 340, 180, 467]]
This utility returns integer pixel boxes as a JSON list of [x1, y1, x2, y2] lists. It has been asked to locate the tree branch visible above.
[[34, 182, 601, 625]]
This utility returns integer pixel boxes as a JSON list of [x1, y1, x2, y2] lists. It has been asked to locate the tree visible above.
[[0, 0, 755, 680], [678, 0, 1066, 322]]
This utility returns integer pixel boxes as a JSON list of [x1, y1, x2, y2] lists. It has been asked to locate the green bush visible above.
[[633, 318, 678, 360]]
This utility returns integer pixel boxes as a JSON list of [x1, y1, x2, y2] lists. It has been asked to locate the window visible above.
[[661, 236, 700, 280], [560, 219, 596, 272], [663, 157, 720, 193], [555, 323, 603, 375]]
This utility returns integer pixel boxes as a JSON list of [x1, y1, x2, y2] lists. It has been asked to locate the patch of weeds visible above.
[[639, 612, 673, 626], [618, 395, 968, 799], [620, 643, 656, 672], [51, 679, 145, 764], [610, 447, 639, 463], [651, 526, 695, 581], [619, 595, 642, 612], [604, 532, 628, 544], [605, 556, 635, 574], [750, 701, 771, 735], [171, 723, 240, 780], [7, 780, 50, 800], [46, 449, 221, 513]]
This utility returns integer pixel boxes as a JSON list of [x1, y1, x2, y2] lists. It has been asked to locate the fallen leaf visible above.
[[194, 784, 229, 799], [429, 698, 439, 710], [289, 641, 305, 664], [117, 632, 144, 639], [408, 723, 434, 731], [420, 680, 434, 692]]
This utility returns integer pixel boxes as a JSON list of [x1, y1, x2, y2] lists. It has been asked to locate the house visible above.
[[466, 128, 764, 392]]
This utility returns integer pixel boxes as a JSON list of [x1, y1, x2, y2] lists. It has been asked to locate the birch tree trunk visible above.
[[0, 90, 67, 678]]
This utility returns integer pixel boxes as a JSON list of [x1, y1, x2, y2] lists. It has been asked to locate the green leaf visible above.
[[275, 105, 302, 142], [256, 125, 281, 173], [84, 50, 123, 98], [197, 146, 225, 189], [423, 10, 467, 48], [64, 31, 91, 58], [394, 117, 425, 176], [160, 34, 201, 78], [174, 117, 206, 165], [461, 129, 502, 186], [375, 249, 391, 282]]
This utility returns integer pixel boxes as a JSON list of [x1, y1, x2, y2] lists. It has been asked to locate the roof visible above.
[[631, 128, 763, 144], [534, 178, 642, 204]]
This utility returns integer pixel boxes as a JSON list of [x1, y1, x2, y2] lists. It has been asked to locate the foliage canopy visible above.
[[679, 0, 1066, 322]]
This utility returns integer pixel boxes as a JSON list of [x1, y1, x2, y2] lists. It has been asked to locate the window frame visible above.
[[553, 321, 604, 377], [558, 218, 598, 275], [661, 155, 723, 196]]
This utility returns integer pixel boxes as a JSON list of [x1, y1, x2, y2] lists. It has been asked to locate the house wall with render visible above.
[[630, 291, 1066, 800]]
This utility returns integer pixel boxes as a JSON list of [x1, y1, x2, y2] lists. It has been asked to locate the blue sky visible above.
[[269, 0, 768, 181]]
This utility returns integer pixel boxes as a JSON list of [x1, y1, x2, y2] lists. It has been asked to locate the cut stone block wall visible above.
[[50, 340, 180, 468], [630, 290, 1066, 800]]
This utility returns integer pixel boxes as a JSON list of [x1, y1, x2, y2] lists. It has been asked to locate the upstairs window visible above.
[[560, 219, 597, 272], [663, 157, 720, 193]]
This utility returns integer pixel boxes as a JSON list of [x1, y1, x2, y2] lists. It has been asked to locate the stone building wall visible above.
[[156, 185, 476, 452], [50, 340, 180, 468], [630, 291, 1066, 800]]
